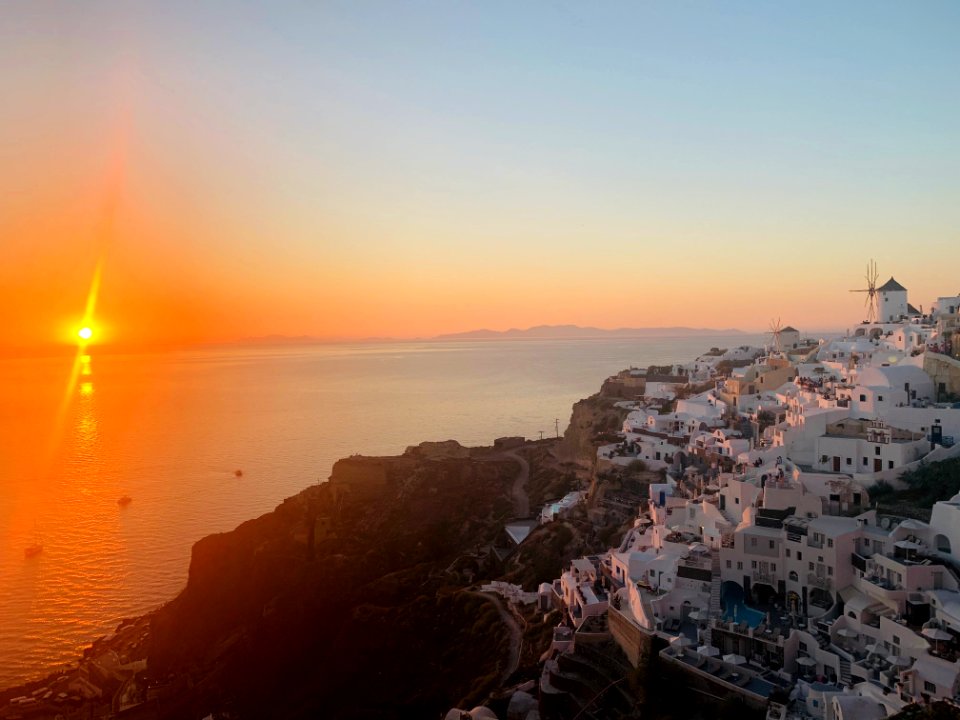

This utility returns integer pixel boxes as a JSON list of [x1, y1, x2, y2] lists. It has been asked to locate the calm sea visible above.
[[0, 335, 762, 687]]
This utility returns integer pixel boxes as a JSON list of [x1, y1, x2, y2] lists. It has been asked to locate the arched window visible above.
[[789, 570, 799, 582]]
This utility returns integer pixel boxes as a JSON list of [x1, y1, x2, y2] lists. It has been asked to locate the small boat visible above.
[[118, 496, 132, 507], [234, 469, 243, 478], [24, 544, 43, 559]]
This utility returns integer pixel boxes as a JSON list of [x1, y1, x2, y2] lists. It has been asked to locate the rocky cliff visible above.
[[148, 443, 519, 719]]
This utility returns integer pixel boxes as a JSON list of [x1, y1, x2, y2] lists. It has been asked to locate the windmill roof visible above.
[[879, 277, 907, 292], [781, 326, 798, 332]]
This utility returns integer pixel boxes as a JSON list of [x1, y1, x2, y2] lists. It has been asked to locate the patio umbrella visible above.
[[796, 657, 817, 667], [688, 610, 705, 621], [723, 653, 747, 666], [865, 643, 884, 654], [836, 628, 858, 638], [889, 656, 911, 667], [672, 636, 694, 647], [922, 627, 952, 641], [697, 645, 720, 657]]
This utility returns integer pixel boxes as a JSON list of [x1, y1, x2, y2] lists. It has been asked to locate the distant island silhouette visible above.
[[239, 325, 747, 345]]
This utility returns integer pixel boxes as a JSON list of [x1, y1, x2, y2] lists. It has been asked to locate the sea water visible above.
[[0, 334, 763, 686]]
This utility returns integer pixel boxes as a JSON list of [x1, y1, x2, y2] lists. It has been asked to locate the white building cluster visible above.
[[545, 278, 960, 718]]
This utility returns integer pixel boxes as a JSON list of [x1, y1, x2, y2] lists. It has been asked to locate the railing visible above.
[[752, 571, 775, 584], [807, 573, 832, 590], [863, 575, 903, 592], [808, 537, 824, 549]]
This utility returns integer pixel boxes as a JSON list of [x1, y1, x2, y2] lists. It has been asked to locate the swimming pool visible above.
[[721, 581, 766, 628]]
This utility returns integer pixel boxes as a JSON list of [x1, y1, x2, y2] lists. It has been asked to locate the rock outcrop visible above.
[[148, 447, 520, 719]]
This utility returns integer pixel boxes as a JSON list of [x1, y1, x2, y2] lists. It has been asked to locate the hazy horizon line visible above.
[[0, 322, 856, 359]]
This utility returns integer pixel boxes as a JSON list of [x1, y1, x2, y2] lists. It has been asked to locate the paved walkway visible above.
[[469, 590, 522, 684], [499, 450, 530, 518]]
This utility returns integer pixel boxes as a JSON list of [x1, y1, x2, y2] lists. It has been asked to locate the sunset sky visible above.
[[2, 1, 959, 349]]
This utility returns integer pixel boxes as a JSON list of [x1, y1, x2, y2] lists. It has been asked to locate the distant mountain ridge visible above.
[[434, 324, 746, 340], [238, 325, 747, 345]]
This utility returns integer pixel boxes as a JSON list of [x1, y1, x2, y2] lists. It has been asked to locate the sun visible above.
[[78, 327, 93, 341]]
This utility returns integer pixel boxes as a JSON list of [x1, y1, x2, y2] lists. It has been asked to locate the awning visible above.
[[839, 585, 886, 615]]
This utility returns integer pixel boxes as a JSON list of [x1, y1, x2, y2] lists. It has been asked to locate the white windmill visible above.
[[769, 317, 784, 355], [849, 260, 880, 324]]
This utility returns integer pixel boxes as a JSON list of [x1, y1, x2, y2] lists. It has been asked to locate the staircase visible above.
[[704, 554, 723, 645], [838, 657, 852, 686]]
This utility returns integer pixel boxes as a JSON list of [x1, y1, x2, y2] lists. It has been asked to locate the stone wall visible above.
[[925, 352, 960, 399], [608, 604, 653, 668]]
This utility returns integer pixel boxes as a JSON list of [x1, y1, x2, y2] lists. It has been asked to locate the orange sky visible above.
[[2, 3, 959, 352]]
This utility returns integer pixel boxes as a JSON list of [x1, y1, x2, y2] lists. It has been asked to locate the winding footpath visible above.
[[468, 590, 523, 684], [499, 450, 530, 518]]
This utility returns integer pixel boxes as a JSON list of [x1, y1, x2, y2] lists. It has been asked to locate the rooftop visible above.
[[878, 277, 907, 292]]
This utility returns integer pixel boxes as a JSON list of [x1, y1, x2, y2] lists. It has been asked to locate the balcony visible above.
[[807, 573, 832, 590], [807, 537, 824, 549], [752, 570, 776, 585], [863, 575, 903, 593]]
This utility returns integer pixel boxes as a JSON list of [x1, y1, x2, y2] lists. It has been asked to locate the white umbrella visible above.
[[697, 645, 720, 657], [688, 610, 705, 621], [796, 656, 817, 666], [723, 653, 747, 666], [672, 636, 694, 647], [895, 540, 921, 549], [922, 627, 952, 641], [836, 628, 858, 638], [889, 656, 911, 667]]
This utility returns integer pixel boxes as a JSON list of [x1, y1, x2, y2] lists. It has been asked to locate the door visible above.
[[874, 459, 882, 472], [833, 456, 841, 472]]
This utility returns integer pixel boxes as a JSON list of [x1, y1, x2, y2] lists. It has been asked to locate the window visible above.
[[726, 560, 731, 568], [797, 551, 802, 561], [737, 561, 743, 570], [889, 461, 894, 469], [809, 562, 814, 571], [924, 681, 937, 693], [789, 570, 798, 581], [893, 636, 900, 645], [772, 563, 777, 571], [878, 395, 884, 402], [752, 560, 757, 569], [875, 446, 881, 456], [751, 537, 757, 547], [828, 566, 833, 576], [828, 539, 834, 548], [860, 394, 866, 402], [863, 457, 868, 466], [846, 457, 852, 465], [769, 540, 775, 549], [786, 549, 791, 558]]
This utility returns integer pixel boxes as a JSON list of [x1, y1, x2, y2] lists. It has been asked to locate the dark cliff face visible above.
[[559, 394, 629, 470], [149, 448, 517, 719]]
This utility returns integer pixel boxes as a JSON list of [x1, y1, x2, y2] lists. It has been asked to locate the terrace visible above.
[[661, 646, 791, 701]]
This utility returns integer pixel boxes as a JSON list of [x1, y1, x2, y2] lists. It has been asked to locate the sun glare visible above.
[[78, 327, 93, 341]]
